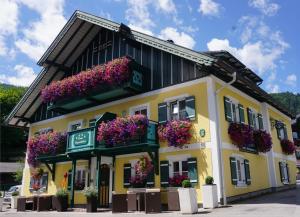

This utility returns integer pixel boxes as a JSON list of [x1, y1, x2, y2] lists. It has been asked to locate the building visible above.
[[5, 11, 297, 207], [292, 115, 300, 172]]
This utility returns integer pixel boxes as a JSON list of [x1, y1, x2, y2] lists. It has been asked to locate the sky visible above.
[[0, 0, 299, 94]]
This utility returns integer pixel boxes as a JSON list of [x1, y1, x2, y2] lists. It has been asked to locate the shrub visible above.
[[56, 188, 68, 198], [82, 186, 98, 198], [205, 176, 214, 185], [182, 179, 192, 188], [158, 120, 192, 147]]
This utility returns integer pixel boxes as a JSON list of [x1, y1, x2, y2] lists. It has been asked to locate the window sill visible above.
[[235, 184, 248, 188]]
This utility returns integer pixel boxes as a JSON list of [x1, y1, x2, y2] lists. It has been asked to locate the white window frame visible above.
[[248, 107, 259, 130], [167, 154, 191, 178], [226, 96, 240, 123], [280, 161, 289, 184], [231, 155, 247, 187], [68, 119, 83, 132], [163, 95, 189, 121], [129, 103, 150, 117], [75, 167, 88, 191]]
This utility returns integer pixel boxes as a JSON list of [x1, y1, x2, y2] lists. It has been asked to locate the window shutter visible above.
[[279, 162, 284, 182], [230, 157, 238, 185], [123, 163, 131, 188], [224, 97, 233, 122], [283, 126, 288, 140], [29, 177, 34, 189], [238, 104, 245, 124], [160, 161, 169, 187], [247, 108, 253, 127], [244, 159, 251, 185], [185, 96, 196, 120], [257, 114, 263, 130], [158, 102, 168, 124], [286, 163, 290, 183], [188, 157, 198, 184], [67, 169, 72, 190], [146, 167, 155, 187]]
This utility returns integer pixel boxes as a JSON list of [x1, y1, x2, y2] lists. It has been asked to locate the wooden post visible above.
[[70, 159, 76, 208], [112, 156, 115, 191], [96, 155, 101, 207]]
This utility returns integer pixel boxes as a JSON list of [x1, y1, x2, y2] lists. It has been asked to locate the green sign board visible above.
[[74, 132, 90, 146]]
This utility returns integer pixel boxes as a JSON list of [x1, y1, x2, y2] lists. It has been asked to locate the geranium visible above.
[[158, 120, 192, 147], [41, 56, 131, 103], [27, 131, 67, 167], [169, 175, 189, 187], [280, 139, 296, 155], [130, 156, 153, 187], [97, 114, 148, 146], [31, 168, 44, 180], [228, 123, 254, 148], [253, 130, 273, 153]]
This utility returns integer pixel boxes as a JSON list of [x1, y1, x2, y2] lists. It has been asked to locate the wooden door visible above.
[[99, 164, 110, 207]]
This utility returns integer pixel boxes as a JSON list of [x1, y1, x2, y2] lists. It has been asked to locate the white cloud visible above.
[[249, 0, 279, 16], [15, 0, 67, 61], [285, 74, 297, 86], [266, 83, 279, 93], [0, 64, 36, 87], [0, 0, 18, 56], [155, 0, 176, 13], [158, 27, 196, 49], [198, 0, 220, 16], [125, 0, 154, 35]]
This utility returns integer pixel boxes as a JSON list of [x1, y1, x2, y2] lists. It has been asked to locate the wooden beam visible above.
[[96, 155, 101, 207], [70, 159, 76, 208], [44, 61, 72, 72]]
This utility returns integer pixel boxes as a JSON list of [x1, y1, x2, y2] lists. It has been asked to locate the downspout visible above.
[[214, 72, 237, 205]]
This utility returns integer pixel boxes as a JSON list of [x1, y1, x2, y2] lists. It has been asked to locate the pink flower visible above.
[[280, 139, 296, 155]]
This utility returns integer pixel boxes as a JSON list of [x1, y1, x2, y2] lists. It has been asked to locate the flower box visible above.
[[44, 56, 145, 113], [86, 196, 97, 213], [202, 184, 218, 209], [280, 139, 296, 155]]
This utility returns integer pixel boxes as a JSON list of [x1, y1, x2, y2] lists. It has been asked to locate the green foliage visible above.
[[82, 186, 98, 198], [12, 191, 19, 196], [14, 169, 23, 183], [205, 176, 214, 185], [56, 188, 68, 198], [182, 179, 192, 188], [270, 92, 300, 116]]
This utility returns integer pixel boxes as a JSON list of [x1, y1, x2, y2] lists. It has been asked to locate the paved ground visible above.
[[1, 186, 299, 217]]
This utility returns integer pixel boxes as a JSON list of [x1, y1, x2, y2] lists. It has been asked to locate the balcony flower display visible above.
[[41, 56, 132, 103], [158, 120, 192, 147], [253, 130, 273, 153], [130, 156, 153, 188], [228, 123, 254, 148], [280, 139, 296, 155], [97, 114, 149, 146], [27, 131, 67, 167], [169, 174, 189, 187]]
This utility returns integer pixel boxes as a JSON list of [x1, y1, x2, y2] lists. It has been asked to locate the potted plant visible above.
[[55, 188, 68, 212], [202, 176, 218, 208], [0, 191, 3, 212], [177, 179, 198, 214], [82, 186, 98, 212], [11, 191, 19, 209]]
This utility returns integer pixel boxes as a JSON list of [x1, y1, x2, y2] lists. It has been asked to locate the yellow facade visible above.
[[22, 77, 297, 205]]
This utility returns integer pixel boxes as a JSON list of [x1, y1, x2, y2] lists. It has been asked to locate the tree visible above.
[[270, 92, 300, 116]]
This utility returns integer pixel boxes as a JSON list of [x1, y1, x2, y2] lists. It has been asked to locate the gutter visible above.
[[214, 72, 237, 205]]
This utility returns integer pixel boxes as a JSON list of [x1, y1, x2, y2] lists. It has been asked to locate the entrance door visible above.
[[99, 164, 110, 207]]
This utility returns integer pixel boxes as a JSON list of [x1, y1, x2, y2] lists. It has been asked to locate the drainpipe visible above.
[[214, 72, 237, 206]]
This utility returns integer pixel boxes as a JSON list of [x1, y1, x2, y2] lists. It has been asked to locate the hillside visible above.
[[270, 92, 300, 116]]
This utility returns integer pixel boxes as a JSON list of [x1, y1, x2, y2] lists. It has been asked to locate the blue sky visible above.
[[0, 0, 299, 93]]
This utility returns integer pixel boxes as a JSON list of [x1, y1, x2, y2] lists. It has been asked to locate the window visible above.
[[279, 162, 289, 184], [170, 99, 186, 120], [75, 169, 86, 190], [276, 121, 287, 140], [172, 160, 188, 177], [68, 120, 83, 132], [224, 97, 244, 123], [295, 151, 300, 160], [130, 104, 149, 117], [247, 108, 263, 130], [29, 173, 48, 192], [230, 156, 251, 186]]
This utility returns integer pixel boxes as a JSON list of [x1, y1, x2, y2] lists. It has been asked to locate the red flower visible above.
[[281, 139, 296, 155]]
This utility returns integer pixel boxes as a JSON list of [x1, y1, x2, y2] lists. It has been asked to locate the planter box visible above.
[[178, 188, 198, 214], [86, 196, 97, 212], [54, 196, 68, 212], [167, 189, 180, 211], [202, 184, 218, 209], [11, 196, 18, 209]]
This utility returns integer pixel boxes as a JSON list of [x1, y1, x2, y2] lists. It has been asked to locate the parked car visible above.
[[3, 185, 21, 205]]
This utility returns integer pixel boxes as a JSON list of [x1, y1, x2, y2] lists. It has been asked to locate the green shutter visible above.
[[247, 108, 253, 127], [230, 157, 238, 185], [185, 96, 196, 120], [67, 169, 72, 190], [160, 161, 169, 187], [279, 162, 284, 182], [158, 102, 168, 124], [123, 163, 131, 188], [238, 104, 245, 123], [188, 157, 198, 184], [244, 159, 251, 185], [146, 167, 155, 187], [283, 126, 288, 140], [224, 97, 233, 122], [257, 114, 263, 130], [41, 173, 48, 191]]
